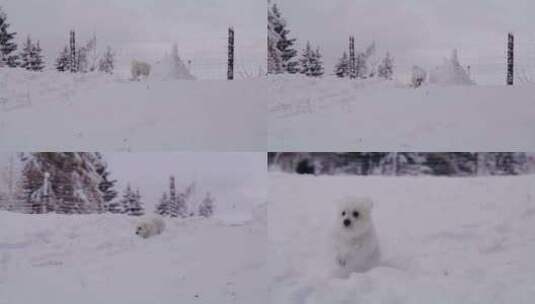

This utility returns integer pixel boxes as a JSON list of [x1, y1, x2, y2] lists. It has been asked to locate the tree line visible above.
[[0, 7, 115, 73], [269, 153, 534, 177], [267, 2, 393, 79], [0, 153, 214, 218]]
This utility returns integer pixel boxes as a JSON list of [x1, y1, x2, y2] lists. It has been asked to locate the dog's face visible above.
[[135, 223, 149, 238], [337, 197, 374, 237]]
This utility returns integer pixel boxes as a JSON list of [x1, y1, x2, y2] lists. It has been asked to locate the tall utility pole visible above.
[[507, 32, 514, 86], [69, 30, 77, 73], [228, 27, 235, 80], [349, 36, 356, 79]]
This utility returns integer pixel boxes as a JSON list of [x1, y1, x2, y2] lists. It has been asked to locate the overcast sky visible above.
[[274, 0, 535, 84], [1, 0, 266, 79]]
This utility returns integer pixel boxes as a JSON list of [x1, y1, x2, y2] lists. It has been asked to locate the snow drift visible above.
[[0, 69, 266, 151], [269, 172, 535, 303], [268, 76, 535, 151], [0, 209, 267, 304]]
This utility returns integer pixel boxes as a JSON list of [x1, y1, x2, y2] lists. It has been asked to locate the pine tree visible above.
[[31, 41, 44, 71], [106, 199, 123, 214], [129, 189, 144, 216], [20, 37, 44, 71], [335, 52, 350, 78], [98, 46, 114, 74], [198, 192, 214, 217], [0, 7, 18, 67], [120, 184, 143, 216], [56, 46, 70, 72], [299, 42, 323, 77], [17, 153, 105, 214], [312, 47, 324, 77], [267, 0, 283, 74], [377, 52, 394, 80], [269, 3, 298, 74], [89, 153, 117, 206], [155, 192, 170, 216], [19, 36, 32, 70]]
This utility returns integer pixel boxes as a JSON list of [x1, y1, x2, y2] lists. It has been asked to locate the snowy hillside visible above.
[[268, 77, 535, 151], [0, 69, 266, 151], [269, 173, 535, 303], [0, 209, 267, 304]]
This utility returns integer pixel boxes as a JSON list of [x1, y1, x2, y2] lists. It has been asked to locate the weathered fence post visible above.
[[228, 27, 235, 80], [507, 32, 514, 86], [69, 30, 77, 73], [349, 36, 356, 79]]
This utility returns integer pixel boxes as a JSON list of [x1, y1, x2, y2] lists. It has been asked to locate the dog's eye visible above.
[[353, 211, 359, 218], [341, 211, 346, 216]]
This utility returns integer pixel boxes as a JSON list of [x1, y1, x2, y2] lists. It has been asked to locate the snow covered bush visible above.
[[428, 49, 475, 85]]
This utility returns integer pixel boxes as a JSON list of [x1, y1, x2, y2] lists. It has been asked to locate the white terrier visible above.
[[333, 196, 380, 277], [135, 216, 165, 239]]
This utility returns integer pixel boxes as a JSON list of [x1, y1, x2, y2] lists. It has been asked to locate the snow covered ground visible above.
[[0, 69, 267, 151], [269, 172, 535, 303], [0, 208, 267, 304], [268, 77, 535, 151]]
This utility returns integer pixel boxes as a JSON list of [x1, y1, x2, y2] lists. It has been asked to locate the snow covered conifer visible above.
[[299, 42, 323, 77], [31, 41, 44, 71], [19, 36, 32, 70], [91, 153, 117, 204], [129, 189, 144, 216], [377, 52, 394, 80], [0, 7, 18, 67], [120, 184, 144, 216], [20, 37, 44, 71], [155, 192, 170, 216], [198, 192, 214, 217], [56, 46, 70, 72], [98, 46, 114, 74], [167, 175, 188, 217], [335, 52, 350, 78], [106, 199, 123, 214], [269, 3, 298, 74], [267, 0, 283, 74], [312, 47, 324, 77]]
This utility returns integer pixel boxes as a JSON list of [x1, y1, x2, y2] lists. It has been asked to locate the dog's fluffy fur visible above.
[[135, 217, 165, 239], [333, 196, 380, 276]]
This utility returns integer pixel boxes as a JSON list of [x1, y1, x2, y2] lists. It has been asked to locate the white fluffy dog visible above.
[[131, 60, 151, 80], [135, 216, 165, 239], [333, 196, 380, 276]]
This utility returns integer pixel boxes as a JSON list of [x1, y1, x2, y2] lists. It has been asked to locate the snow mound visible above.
[[268, 77, 535, 151], [269, 173, 535, 303], [151, 44, 196, 81], [428, 49, 475, 86], [0, 69, 266, 151], [0, 212, 267, 304]]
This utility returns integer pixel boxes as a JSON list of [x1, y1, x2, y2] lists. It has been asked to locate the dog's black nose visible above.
[[343, 219, 351, 227]]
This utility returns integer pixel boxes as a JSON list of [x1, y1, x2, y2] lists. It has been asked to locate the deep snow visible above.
[[0, 208, 267, 304], [268, 77, 535, 151], [269, 172, 535, 303], [0, 69, 267, 151]]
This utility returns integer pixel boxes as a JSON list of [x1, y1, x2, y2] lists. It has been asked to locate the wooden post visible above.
[[507, 33, 514, 85], [228, 27, 235, 80], [349, 36, 356, 79], [69, 30, 76, 73]]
